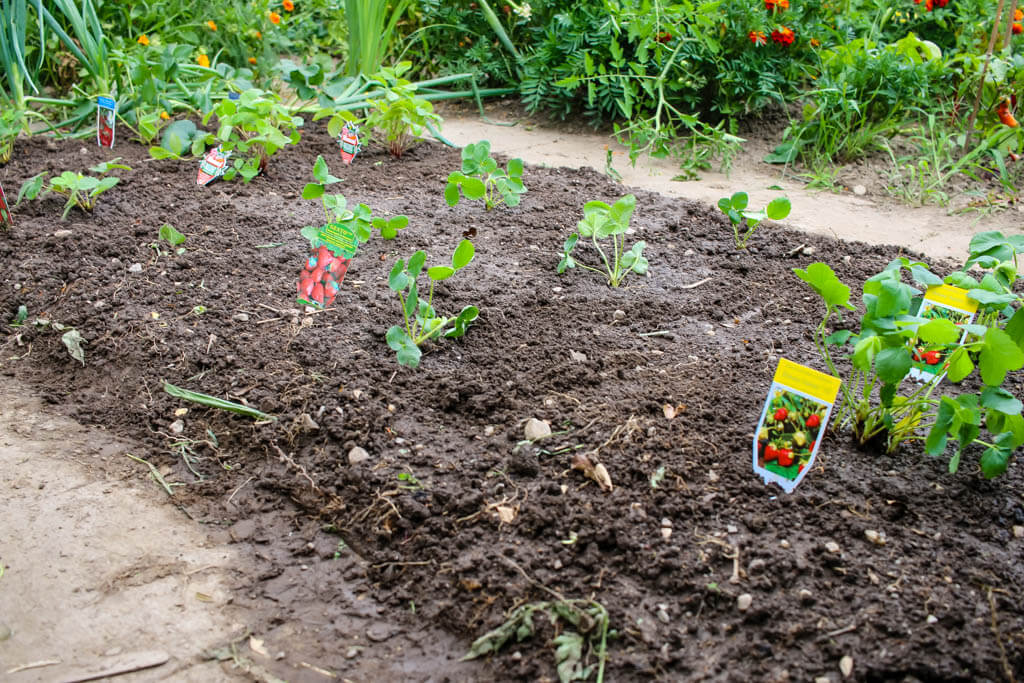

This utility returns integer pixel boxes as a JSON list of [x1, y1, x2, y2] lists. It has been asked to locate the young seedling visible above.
[[17, 158, 130, 219], [718, 192, 791, 249], [558, 194, 648, 288], [301, 155, 408, 240], [151, 223, 186, 257], [386, 239, 479, 368], [0, 108, 24, 163], [362, 62, 443, 158], [445, 140, 526, 210]]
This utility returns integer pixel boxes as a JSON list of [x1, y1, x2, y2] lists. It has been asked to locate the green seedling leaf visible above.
[[311, 155, 342, 185], [408, 251, 427, 278], [826, 330, 853, 346], [917, 319, 958, 345], [730, 191, 749, 210], [386, 326, 422, 368], [980, 387, 1023, 416], [979, 327, 1024, 386], [302, 183, 325, 200], [507, 158, 524, 178], [12, 305, 28, 325], [163, 381, 275, 420], [159, 224, 186, 246], [794, 263, 855, 311], [389, 259, 409, 291], [160, 119, 198, 156], [945, 347, 975, 383], [980, 444, 1011, 479], [909, 265, 943, 287], [61, 329, 86, 365], [445, 305, 479, 338], [1004, 307, 1024, 350], [428, 265, 455, 281], [452, 239, 475, 270], [17, 173, 46, 205], [765, 196, 791, 220]]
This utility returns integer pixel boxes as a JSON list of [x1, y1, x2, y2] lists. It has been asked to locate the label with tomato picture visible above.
[[754, 359, 841, 493], [96, 96, 116, 149], [296, 222, 357, 309], [908, 285, 977, 383], [0, 181, 12, 228]]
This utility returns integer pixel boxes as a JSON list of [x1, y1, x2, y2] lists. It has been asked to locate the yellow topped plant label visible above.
[[908, 285, 977, 383], [753, 359, 840, 494]]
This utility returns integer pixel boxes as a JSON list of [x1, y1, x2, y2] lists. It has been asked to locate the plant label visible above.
[[197, 146, 231, 186], [97, 96, 117, 149], [338, 124, 361, 165], [0, 182, 12, 228], [296, 222, 357, 309], [908, 284, 978, 383], [753, 359, 841, 494]]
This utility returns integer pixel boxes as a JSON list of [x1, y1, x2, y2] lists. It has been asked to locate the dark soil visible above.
[[1, 124, 1022, 682]]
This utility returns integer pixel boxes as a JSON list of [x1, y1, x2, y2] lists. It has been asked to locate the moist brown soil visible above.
[[1, 124, 1022, 682]]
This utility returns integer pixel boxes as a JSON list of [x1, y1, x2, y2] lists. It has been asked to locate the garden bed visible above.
[[1, 124, 1022, 681]]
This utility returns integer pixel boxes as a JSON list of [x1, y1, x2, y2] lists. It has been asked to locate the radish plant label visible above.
[[296, 222, 357, 309], [197, 146, 231, 185], [97, 96, 117, 149], [907, 284, 977, 383], [753, 358, 841, 494], [0, 182, 12, 228], [338, 124, 360, 165]]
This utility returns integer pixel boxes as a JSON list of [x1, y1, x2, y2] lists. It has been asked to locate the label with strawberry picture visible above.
[[0, 181, 12, 228], [754, 359, 841, 493], [908, 285, 977, 383], [97, 96, 117, 149], [197, 146, 231, 186], [296, 222, 357, 309]]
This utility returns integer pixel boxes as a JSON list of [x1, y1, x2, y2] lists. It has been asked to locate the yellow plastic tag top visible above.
[[773, 358, 841, 404]]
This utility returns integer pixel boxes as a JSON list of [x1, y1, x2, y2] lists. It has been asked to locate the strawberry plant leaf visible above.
[[909, 264, 943, 287], [507, 158, 524, 178], [852, 335, 881, 372], [979, 327, 1024, 386], [980, 444, 1010, 479], [388, 259, 409, 290], [428, 265, 455, 281], [926, 397, 955, 455], [462, 176, 486, 200], [302, 183, 325, 200], [1004, 307, 1024, 350], [765, 196, 791, 220], [980, 387, 1022, 416], [408, 251, 426, 278], [917, 319, 958, 345], [826, 330, 853, 345], [730, 191, 748, 210], [793, 262, 855, 311], [444, 181, 460, 206], [945, 347, 975, 382], [452, 239, 475, 269]]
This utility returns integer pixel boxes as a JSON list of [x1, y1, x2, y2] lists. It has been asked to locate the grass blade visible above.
[[163, 381, 276, 421]]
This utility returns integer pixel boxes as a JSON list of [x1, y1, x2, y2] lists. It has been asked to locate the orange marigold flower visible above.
[[197, 54, 210, 67], [269, 11, 281, 24], [207, 20, 217, 31], [771, 26, 795, 45], [255, 30, 263, 38], [749, 30, 767, 46], [160, 111, 170, 120], [810, 37, 821, 47], [1016, 7, 1023, 20], [248, 57, 258, 64], [1014, 22, 1023, 34], [283, 0, 294, 10], [765, 0, 789, 10], [137, 34, 150, 46]]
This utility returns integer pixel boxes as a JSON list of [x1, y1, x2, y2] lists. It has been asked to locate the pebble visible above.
[[864, 529, 886, 546], [656, 604, 671, 624], [737, 594, 753, 612], [570, 350, 587, 362], [53, 229, 73, 239], [169, 419, 184, 435], [1013, 525, 1023, 539], [345, 646, 361, 659], [613, 309, 626, 321], [780, 539, 791, 549], [839, 655, 853, 678], [524, 418, 551, 441], [707, 470, 719, 483], [853, 185, 867, 196], [484, 425, 495, 436], [128, 263, 143, 273], [298, 413, 319, 431], [798, 589, 814, 605], [926, 614, 938, 624], [825, 541, 841, 554], [815, 678, 831, 683], [726, 524, 738, 533], [348, 446, 370, 465], [748, 558, 766, 575], [233, 313, 249, 322]]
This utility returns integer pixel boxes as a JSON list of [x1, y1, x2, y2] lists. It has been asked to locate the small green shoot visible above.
[[445, 140, 526, 210], [718, 192, 791, 249], [386, 239, 478, 368], [163, 381, 276, 421], [17, 159, 130, 219], [152, 223, 187, 256], [558, 194, 648, 288], [397, 471, 423, 490]]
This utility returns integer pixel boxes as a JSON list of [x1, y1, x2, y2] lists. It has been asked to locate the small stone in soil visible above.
[[1013, 525, 1023, 539], [348, 446, 370, 465], [524, 418, 551, 441], [825, 541, 841, 554], [748, 558, 766, 575], [169, 419, 184, 435], [53, 229, 73, 238], [233, 313, 249, 322], [737, 594, 752, 612], [853, 185, 867, 196], [613, 309, 626, 321], [128, 263, 143, 273], [926, 614, 938, 624], [864, 529, 886, 545], [839, 655, 853, 678], [780, 539, 791, 549]]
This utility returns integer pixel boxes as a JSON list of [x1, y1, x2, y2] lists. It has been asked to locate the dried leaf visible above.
[[496, 505, 516, 523], [460, 578, 482, 591], [592, 463, 613, 492], [662, 404, 676, 419], [61, 329, 86, 365], [249, 636, 269, 658], [195, 591, 213, 602]]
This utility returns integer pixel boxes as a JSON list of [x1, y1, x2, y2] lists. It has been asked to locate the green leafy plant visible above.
[[445, 140, 526, 210], [301, 154, 409, 241], [462, 599, 610, 683], [796, 247, 1024, 478], [558, 194, 648, 288], [198, 89, 303, 182], [717, 192, 792, 249], [362, 62, 443, 158], [151, 223, 186, 257], [386, 239, 478, 368], [17, 158, 130, 219], [0, 108, 23, 163]]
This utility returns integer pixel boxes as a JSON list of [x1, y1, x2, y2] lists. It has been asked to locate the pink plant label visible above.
[[197, 146, 231, 186], [338, 124, 360, 165], [753, 359, 841, 494], [97, 96, 116, 149], [296, 222, 357, 309]]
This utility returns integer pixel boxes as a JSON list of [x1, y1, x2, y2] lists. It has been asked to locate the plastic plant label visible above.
[[0, 182, 12, 228], [753, 358, 841, 494], [97, 96, 117, 149], [338, 124, 360, 165], [908, 284, 978, 383], [296, 222, 357, 309], [197, 146, 231, 186]]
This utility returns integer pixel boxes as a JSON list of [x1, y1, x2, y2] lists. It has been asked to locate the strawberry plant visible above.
[[302, 155, 408, 240], [363, 62, 443, 158], [16, 158, 130, 219], [199, 88, 303, 182], [445, 140, 526, 210], [386, 239, 479, 368], [557, 194, 648, 288], [717, 191, 792, 249], [796, 248, 1024, 478]]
